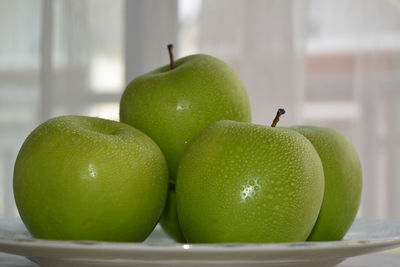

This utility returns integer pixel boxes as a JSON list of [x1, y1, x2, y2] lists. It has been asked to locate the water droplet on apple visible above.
[[88, 163, 97, 178]]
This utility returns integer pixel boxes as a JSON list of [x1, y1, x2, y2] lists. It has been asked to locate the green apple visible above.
[[13, 115, 168, 242], [290, 126, 362, 241], [159, 188, 186, 243], [120, 44, 251, 181], [175, 110, 325, 243]]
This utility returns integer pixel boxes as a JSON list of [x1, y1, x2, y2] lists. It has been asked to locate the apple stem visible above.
[[168, 44, 174, 70], [271, 108, 286, 127]]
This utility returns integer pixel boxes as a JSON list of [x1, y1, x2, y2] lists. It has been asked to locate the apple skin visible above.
[[120, 54, 251, 181], [290, 126, 362, 241], [176, 120, 325, 243], [13, 115, 169, 242], [159, 189, 186, 243]]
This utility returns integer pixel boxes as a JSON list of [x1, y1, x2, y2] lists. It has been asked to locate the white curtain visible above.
[[1, 0, 400, 220]]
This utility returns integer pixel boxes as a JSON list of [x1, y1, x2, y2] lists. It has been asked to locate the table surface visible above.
[[1, 250, 400, 267]]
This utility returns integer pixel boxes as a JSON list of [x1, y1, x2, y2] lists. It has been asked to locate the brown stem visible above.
[[167, 44, 174, 70], [271, 108, 286, 127]]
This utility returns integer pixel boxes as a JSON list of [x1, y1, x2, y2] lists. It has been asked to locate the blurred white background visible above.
[[0, 0, 400, 220]]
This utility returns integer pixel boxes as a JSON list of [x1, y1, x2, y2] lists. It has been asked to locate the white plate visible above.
[[0, 218, 400, 267]]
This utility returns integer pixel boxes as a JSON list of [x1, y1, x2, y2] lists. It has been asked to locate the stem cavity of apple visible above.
[[271, 108, 286, 127], [168, 44, 174, 70]]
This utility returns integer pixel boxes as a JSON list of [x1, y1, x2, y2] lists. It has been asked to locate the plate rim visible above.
[[1, 218, 400, 261]]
